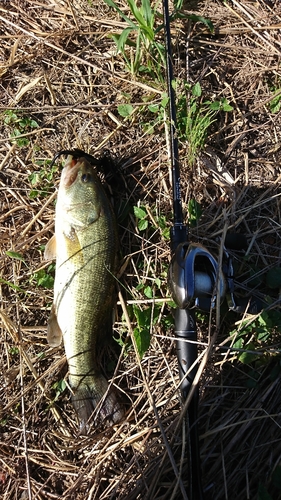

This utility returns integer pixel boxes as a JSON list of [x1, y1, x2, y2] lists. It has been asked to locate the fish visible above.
[[45, 155, 124, 432]]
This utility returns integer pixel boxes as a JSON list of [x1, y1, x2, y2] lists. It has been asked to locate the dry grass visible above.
[[0, 0, 281, 499]]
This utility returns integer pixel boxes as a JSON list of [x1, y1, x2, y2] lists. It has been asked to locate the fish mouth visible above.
[[62, 156, 84, 188]]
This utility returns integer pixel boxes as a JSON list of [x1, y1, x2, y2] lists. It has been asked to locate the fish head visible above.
[[57, 155, 104, 229]]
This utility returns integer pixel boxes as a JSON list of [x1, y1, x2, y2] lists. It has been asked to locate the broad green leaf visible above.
[[29, 189, 39, 198], [134, 206, 147, 219], [233, 336, 244, 350], [238, 343, 258, 364], [161, 95, 169, 107], [155, 277, 161, 288], [117, 102, 133, 120], [256, 328, 270, 342], [32, 269, 54, 289], [148, 104, 159, 113], [144, 286, 153, 298], [221, 98, 233, 111], [208, 101, 221, 110], [222, 103, 233, 111], [133, 305, 148, 328], [117, 103, 134, 117], [142, 123, 155, 134], [52, 379, 66, 394], [192, 82, 202, 97], [134, 327, 150, 359], [30, 119, 39, 128], [29, 172, 40, 185], [138, 219, 148, 231], [269, 91, 281, 113]]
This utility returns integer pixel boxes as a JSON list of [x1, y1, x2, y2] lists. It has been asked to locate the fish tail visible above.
[[71, 374, 124, 433]]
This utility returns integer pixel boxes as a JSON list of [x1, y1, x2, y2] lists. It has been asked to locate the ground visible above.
[[0, 1, 281, 499]]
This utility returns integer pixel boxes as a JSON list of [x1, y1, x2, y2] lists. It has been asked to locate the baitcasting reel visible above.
[[168, 240, 262, 315], [168, 242, 226, 312]]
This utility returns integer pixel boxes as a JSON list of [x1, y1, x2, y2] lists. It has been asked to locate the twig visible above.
[[0, 14, 162, 95], [0, 143, 16, 171]]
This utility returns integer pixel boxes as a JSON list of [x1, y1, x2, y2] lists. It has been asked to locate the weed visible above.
[[133, 304, 152, 359], [105, 0, 214, 80], [5, 250, 25, 262], [134, 198, 201, 235], [104, 0, 165, 78], [117, 103, 134, 118], [134, 205, 148, 231], [3, 110, 38, 146], [134, 204, 170, 239], [141, 92, 169, 134], [117, 92, 169, 134], [30, 264, 55, 289], [156, 212, 170, 240], [51, 379, 67, 402], [136, 278, 162, 298], [9, 346, 19, 356], [267, 84, 281, 113], [28, 160, 58, 198], [188, 198, 202, 226], [230, 309, 281, 365], [132, 81, 233, 163], [269, 92, 281, 113], [176, 81, 233, 165], [0, 277, 27, 294], [113, 331, 129, 355]]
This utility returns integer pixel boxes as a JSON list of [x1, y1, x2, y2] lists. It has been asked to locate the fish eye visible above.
[[81, 172, 92, 183]]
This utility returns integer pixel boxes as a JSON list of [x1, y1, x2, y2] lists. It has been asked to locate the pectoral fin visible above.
[[44, 234, 57, 261], [47, 304, 62, 347]]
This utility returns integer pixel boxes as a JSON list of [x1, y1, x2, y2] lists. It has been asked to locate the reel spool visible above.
[[168, 242, 226, 311]]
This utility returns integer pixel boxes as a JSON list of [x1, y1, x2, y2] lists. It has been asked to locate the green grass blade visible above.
[[116, 27, 135, 52], [104, 0, 137, 28], [141, 0, 153, 27]]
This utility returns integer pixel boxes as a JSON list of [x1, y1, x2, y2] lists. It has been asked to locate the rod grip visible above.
[[175, 308, 204, 500], [175, 308, 197, 399]]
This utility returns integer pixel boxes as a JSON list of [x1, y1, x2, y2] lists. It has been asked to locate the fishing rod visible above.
[[162, 2, 264, 498], [162, 1, 207, 498]]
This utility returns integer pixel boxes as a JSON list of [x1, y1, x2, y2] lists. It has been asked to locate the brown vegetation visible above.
[[0, 1, 281, 499]]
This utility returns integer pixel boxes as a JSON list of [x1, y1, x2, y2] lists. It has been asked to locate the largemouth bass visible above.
[[45, 155, 124, 432]]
